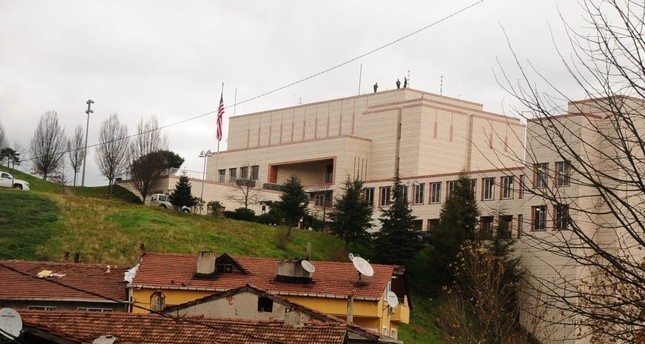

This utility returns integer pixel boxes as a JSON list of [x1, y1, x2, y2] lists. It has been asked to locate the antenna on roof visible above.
[[0, 308, 22, 340], [301, 259, 316, 274], [350, 254, 374, 286]]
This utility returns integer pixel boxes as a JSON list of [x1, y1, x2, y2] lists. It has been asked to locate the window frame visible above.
[[379, 186, 392, 207], [429, 182, 442, 204], [413, 183, 425, 205], [532, 205, 547, 231], [534, 163, 549, 188], [482, 177, 495, 200], [555, 161, 570, 187], [363, 187, 375, 206], [554, 204, 569, 230], [501, 176, 514, 199]]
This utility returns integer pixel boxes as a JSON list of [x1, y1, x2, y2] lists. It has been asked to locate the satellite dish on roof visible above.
[[352, 256, 374, 277], [348, 253, 355, 261], [301, 260, 316, 273], [386, 291, 399, 309], [0, 308, 22, 340]]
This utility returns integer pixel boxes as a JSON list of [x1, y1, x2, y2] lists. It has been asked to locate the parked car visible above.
[[0, 171, 30, 190], [149, 193, 190, 213]]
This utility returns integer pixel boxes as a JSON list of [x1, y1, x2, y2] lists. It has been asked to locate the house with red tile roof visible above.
[[0, 260, 129, 312], [130, 251, 409, 339], [18, 309, 349, 344], [162, 284, 399, 344]]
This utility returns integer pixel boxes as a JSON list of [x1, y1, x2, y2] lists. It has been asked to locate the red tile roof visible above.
[[132, 253, 396, 300], [20, 310, 347, 344], [0, 260, 128, 302]]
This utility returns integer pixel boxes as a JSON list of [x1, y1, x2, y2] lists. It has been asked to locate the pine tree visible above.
[[373, 173, 421, 266], [428, 171, 480, 289], [328, 178, 373, 248], [169, 174, 197, 209], [277, 175, 309, 227]]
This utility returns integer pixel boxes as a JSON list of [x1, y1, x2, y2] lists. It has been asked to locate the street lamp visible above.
[[81, 99, 94, 186], [199, 150, 212, 214]]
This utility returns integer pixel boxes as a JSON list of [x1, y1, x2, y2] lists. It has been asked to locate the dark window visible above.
[[482, 177, 495, 200], [218, 169, 225, 182], [363, 188, 375, 206], [501, 176, 514, 199], [430, 182, 442, 203], [241, 166, 249, 179], [229, 168, 237, 182], [532, 206, 547, 231], [379, 186, 391, 206], [413, 183, 425, 205], [480, 216, 494, 239], [258, 296, 273, 312], [555, 204, 569, 230], [534, 163, 548, 188], [555, 161, 570, 187]]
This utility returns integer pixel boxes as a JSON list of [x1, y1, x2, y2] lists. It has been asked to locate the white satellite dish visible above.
[[352, 256, 374, 277], [386, 291, 399, 309], [301, 259, 316, 273], [348, 253, 355, 261], [0, 308, 22, 340]]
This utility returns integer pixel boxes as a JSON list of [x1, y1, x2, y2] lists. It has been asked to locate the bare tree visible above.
[[30, 111, 66, 180], [67, 125, 85, 186], [129, 116, 168, 203], [95, 114, 129, 198], [0, 121, 6, 148], [496, 0, 645, 341], [226, 164, 262, 209]]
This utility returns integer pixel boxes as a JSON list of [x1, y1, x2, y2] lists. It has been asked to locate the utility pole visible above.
[[81, 99, 94, 187]]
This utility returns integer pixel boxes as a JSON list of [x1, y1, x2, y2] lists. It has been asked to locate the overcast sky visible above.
[[0, 0, 587, 186]]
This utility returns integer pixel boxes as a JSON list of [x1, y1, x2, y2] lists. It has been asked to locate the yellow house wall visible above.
[[131, 288, 214, 314]]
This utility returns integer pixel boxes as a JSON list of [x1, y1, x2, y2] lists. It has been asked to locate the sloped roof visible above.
[[0, 260, 128, 303], [164, 284, 394, 343], [20, 310, 347, 344], [132, 253, 398, 300]]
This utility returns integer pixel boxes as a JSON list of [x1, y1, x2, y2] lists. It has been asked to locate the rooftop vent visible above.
[[194, 251, 216, 278], [276, 260, 313, 284]]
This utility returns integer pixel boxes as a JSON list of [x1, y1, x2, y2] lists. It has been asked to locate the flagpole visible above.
[[216, 82, 224, 181]]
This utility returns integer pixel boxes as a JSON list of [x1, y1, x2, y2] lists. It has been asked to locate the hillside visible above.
[[0, 168, 440, 343]]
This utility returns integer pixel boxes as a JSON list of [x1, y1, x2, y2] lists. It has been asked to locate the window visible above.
[[446, 180, 457, 198], [501, 176, 514, 199], [257, 296, 273, 312], [532, 206, 547, 231], [240, 166, 249, 179], [379, 187, 391, 206], [499, 215, 513, 238], [480, 216, 494, 239], [400, 185, 409, 203], [364, 188, 375, 206], [77, 307, 113, 312], [229, 168, 237, 182], [413, 183, 425, 204], [391, 328, 398, 340], [555, 161, 570, 187], [482, 178, 495, 200], [412, 220, 423, 231], [427, 219, 440, 231], [519, 175, 525, 199], [218, 169, 225, 183], [469, 179, 477, 196], [430, 182, 442, 203], [28, 306, 56, 310], [555, 204, 569, 230], [534, 163, 548, 188], [518, 214, 523, 237], [251, 165, 259, 180]]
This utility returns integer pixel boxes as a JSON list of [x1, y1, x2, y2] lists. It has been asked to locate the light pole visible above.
[[81, 99, 94, 186], [199, 150, 212, 214]]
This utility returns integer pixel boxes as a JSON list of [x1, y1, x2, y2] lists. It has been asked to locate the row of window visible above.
[[364, 176, 525, 207], [218, 165, 260, 183], [535, 161, 570, 188], [26, 305, 113, 312], [419, 204, 569, 236]]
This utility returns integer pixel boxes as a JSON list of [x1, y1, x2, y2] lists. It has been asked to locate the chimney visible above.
[[347, 293, 354, 324], [276, 260, 313, 284], [74, 252, 80, 263], [64, 252, 70, 263], [139, 243, 146, 257], [195, 251, 216, 276], [306, 242, 312, 261]]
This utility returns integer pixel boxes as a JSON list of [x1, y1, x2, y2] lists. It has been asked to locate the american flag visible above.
[[216, 92, 225, 141]]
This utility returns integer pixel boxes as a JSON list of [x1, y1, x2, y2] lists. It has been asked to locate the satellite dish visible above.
[[0, 308, 22, 340], [348, 253, 355, 261], [386, 291, 399, 309], [352, 256, 374, 277], [300, 260, 316, 273]]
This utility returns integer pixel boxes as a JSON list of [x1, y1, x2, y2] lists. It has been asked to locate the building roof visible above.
[[0, 260, 128, 303], [20, 310, 348, 344], [164, 284, 394, 343], [132, 253, 399, 301]]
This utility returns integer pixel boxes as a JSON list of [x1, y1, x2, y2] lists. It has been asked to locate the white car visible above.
[[150, 193, 190, 213], [0, 171, 30, 190]]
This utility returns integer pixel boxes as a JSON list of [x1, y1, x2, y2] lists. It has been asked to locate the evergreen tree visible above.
[[428, 171, 480, 290], [373, 173, 421, 266], [277, 175, 309, 227], [169, 174, 197, 209], [328, 178, 373, 248]]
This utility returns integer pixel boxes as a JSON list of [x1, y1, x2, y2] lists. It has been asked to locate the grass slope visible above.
[[0, 168, 438, 343]]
